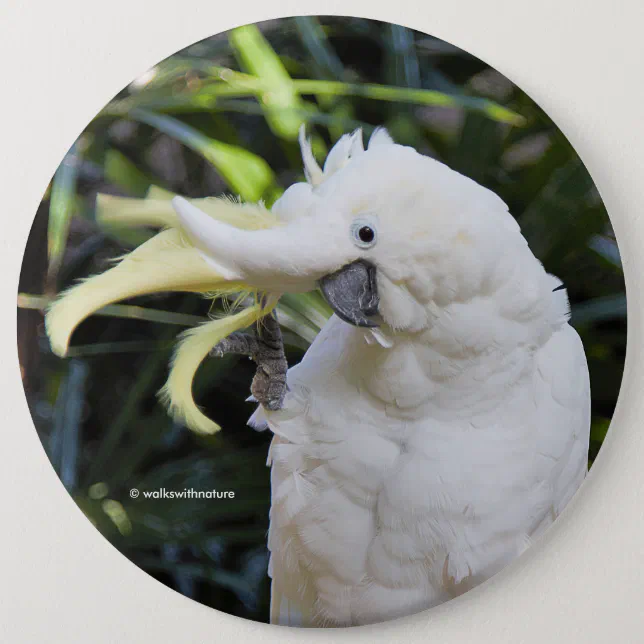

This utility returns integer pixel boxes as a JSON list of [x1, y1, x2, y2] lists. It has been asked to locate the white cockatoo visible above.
[[170, 128, 591, 626], [46, 127, 590, 628]]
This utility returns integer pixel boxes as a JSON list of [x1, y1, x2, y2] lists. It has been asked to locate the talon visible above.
[[210, 343, 226, 358], [264, 397, 284, 411], [209, 332, 257, 359]]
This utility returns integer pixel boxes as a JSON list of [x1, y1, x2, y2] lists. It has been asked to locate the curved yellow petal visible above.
[[45, 228, 242, 357], [96, 194, 180, 229], [159, 298, 277, 434], [96, 193, 281, 231], [46, 192, 284, 436]]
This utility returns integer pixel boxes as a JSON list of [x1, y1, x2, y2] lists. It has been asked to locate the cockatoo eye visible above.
[[351, 217, 378, 249]]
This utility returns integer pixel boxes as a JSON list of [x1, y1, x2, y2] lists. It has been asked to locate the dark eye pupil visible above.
[[358, 226, 375, 243]]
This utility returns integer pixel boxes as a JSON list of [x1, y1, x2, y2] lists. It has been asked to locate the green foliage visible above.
[[17, 17, 625, 622], [47, 143, 81, 282]]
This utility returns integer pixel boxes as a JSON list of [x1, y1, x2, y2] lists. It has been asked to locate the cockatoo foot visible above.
[[210, 313, 288, 410]]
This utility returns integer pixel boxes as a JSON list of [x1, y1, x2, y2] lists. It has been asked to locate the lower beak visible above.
[[318, 260, 379, 328]]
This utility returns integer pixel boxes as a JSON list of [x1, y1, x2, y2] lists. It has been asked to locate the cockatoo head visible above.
[[173, 127, 525, 332]]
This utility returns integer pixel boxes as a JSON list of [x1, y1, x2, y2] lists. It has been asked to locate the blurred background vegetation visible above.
[[17, 16, 625, 623]]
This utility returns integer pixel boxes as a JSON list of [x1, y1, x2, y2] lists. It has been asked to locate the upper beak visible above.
[[318, 260, 379, 328]]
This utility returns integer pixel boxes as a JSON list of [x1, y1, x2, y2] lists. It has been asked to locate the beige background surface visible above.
[[1, 1, 642, 641]]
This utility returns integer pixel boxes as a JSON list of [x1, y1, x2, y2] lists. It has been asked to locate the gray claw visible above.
[[210, 344, 225, 358], [210, 332, 258, 359]]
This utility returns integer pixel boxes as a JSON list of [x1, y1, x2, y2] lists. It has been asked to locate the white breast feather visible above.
[[258, 282, 589, 627]]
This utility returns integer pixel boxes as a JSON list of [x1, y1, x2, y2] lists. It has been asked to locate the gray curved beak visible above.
[[318, 260, 379, 328]]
